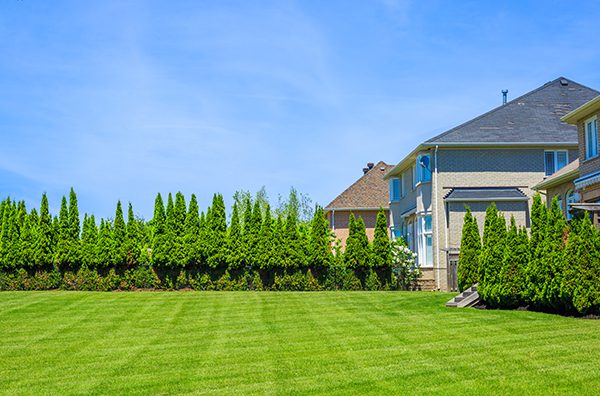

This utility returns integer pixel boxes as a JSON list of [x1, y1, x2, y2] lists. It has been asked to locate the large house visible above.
[[325, 161, 394, 248], [534, 94, 600, 224], [383, 77, 599, 291]]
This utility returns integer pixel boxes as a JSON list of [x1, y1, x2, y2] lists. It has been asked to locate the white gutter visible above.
[[561, 95, 600, 124], [324, 207, 387, 212], [434, 145, 440, 291]]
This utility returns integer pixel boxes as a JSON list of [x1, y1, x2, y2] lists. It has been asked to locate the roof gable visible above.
[[325, 161, 393, 210], [427, 77, 599, 144]]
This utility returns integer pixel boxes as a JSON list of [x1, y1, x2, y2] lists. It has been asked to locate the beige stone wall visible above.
[[328, 209, 390, 249]]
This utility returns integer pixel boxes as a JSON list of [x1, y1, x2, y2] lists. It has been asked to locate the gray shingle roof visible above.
[[444, 187, 528, 202], [427, 77, 600, 144]]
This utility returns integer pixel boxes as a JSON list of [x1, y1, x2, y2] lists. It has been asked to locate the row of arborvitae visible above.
[[0, 189, 408, 290], [457, 194, 600, 315]]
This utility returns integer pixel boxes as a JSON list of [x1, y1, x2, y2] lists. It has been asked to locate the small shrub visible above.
[[252, 271, 264, 291], [365, 270, 381, 291], [341, 269, 362, 291]]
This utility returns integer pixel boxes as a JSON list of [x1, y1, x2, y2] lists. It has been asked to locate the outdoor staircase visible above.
[[446, 284, 480, 308]]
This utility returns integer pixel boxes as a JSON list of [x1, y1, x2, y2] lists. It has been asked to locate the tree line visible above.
[[0, 189, 414, 291], [458, 194, 600, 315]]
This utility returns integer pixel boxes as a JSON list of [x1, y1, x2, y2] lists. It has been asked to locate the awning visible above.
[[569, 203, 600, 212], [444, 187, 528, 202], [574, 170, 600, 191]]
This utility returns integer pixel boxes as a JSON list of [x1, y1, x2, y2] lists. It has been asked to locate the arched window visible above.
[[566, 190, 576, 220]]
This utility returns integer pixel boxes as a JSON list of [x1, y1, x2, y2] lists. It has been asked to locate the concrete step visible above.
[[446, 283, 480, 308]]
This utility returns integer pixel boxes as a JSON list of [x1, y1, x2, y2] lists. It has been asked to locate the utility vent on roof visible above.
[[560, 78, 569, 86]]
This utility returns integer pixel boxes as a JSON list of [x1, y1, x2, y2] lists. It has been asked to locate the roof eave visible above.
[[532, 168, 580, 191], [561, 95, 600, 124], [445, 197, 529, 202]]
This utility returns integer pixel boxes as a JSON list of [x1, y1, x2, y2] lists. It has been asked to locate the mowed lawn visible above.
[[0, 292, 598, 395]]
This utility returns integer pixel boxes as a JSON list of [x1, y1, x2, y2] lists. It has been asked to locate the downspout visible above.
[[331, 209, 335, 230], [434, 145, 440, 290]]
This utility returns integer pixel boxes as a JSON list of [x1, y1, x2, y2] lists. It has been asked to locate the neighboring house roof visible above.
[[325, 161, 394, 211], [386, 77, 599, 179], [444, 187, 529, 202], [532, 159, 580, 191], [561, 95, 600, 124]]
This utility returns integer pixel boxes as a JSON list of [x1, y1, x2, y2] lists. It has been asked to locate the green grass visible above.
[[0, 292, 598, 395]]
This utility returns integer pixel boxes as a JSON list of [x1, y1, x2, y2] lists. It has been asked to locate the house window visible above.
[[411, 165, 417, 190], [389, 178, 401, 201], [566, 190, 576, 220], [390, 226, 402, 240], [585, 115, 598, 159], [544, 150, 568, 176], [401, 173, 406, 198], [416, 154, 432, 184], [406, 219, 414, 251], [416, 214, 433, 267]]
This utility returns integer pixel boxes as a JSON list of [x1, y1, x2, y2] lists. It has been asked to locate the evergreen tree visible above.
[[268, 215, 285, 269], [184, 194, 201, 266], [478, 203, 507, 305], [172, 192, 187, 267], [54, 196, 71, 269], [539, 196, 567, 310], [0, 201, 13, 269], [112, 200, 127, 266], [19, 208, 38, 267], [309, 205, 333, 268], [125, 203, 141, 266], [495, 217, 528, 308], [81, 214, 98, 267], [525, 193, 547, 306], [561, 216, 600, 314], [68, 188, 81, 265], [95, 219, 113, 267], [344, 214, 371, 269], [227, 203, 243, 269], [241, 197, 253, 268], [151, 193, 168, 267], [35, 193, 54, 268], [257, 204, 273, 269], [207, 194, 227, 268], [457, 207, 481, 291], [371, 208, 391, 269]]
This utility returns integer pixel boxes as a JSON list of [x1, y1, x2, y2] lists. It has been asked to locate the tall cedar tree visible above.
[[164, 193, 175, 267], [81, 214, 98, 267], [0, 199, 11, 268], [172, 192, 187, 267], [151, 193, 168, 267], [6, 201, 26, 267], [184, 194, 201, 266], [125, 203, 141, 266], [241, 198, 253, 268], [457, 207, 481, 291], [35, 194, 54, 268], [344, 214, 371, 269], [20, 208, 38, 267], [371, 208, 391, 268], [525, 193, 547, 306], [539, 196, 567, 310], [95, 219, 113, 267], [112, 201, 127, 267], [207, 194, 227, 268], [281, 207, 306, 269], [309, 205, 333, 268], [269, 215, 285, 269], [227, 203, 243, 269], [54, 196, 71, 269], [68, 188, 81, 265], [495, 217, 528, 308], [478, 203, 506, 306], [246, 199, 263, 268], [561, 216, 600, 314], [257, 204, 272, 269]]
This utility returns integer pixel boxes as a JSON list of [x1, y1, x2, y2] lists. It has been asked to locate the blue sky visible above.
[[1, 0, 600, 219]]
